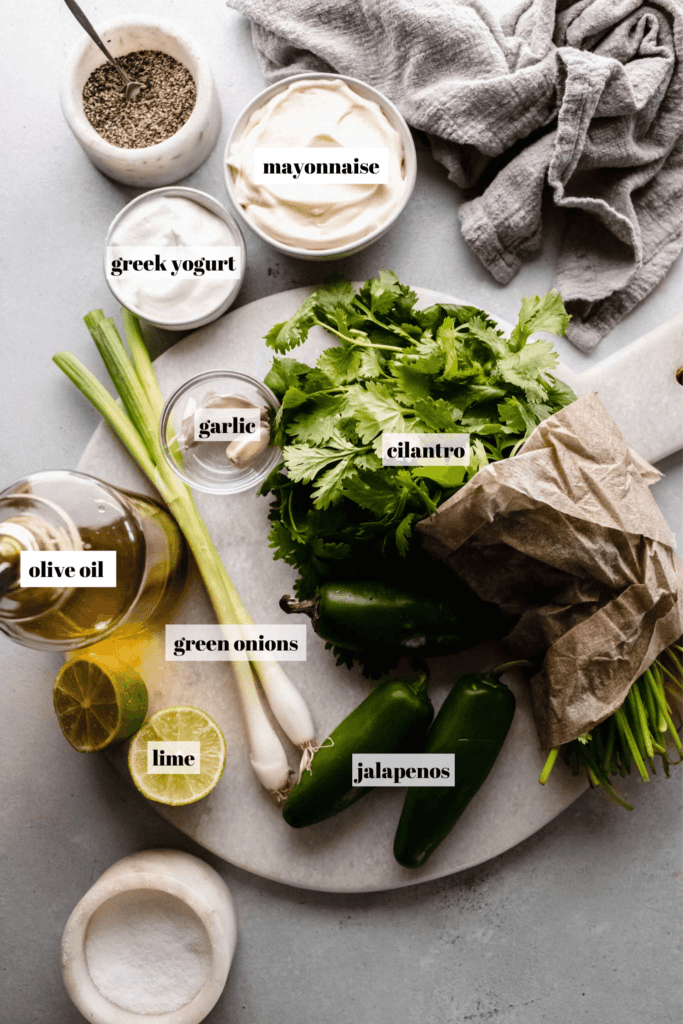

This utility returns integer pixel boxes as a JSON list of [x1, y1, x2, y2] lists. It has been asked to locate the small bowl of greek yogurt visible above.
[[105, 186, 246, 331], [223, 73, 417, 260]]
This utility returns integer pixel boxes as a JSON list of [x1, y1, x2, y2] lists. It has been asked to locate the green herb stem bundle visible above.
[[54, 310, 316, 798], [539, 648, 683, 809]]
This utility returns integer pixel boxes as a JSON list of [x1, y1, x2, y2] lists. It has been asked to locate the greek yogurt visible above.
[[107, 191, 244, 326]]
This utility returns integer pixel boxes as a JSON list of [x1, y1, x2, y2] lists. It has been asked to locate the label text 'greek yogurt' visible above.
[[20, 551, 117, 587], [253, 147, 389, 185], [147, 742, 201, 775], [106, 246, 242, 280], [194, 407, 263, 443], [381, 433, 470, 467], [352, 754, 455, 787], [165, 625, 307, 661]]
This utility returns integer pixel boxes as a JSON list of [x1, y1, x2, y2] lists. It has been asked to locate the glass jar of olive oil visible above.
[[0, 471, 188, 651]]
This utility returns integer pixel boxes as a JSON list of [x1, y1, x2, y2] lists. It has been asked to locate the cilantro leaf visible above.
[[546, 376, 577, 408], [466, 317, 509, 358], [395, 513, 417, 556], [356, 346, 384, 380], [390, 362, 432, 401], [412, 465, 467, 487], [265, 296, 317, 352], [312, 538, 352, 561], [411, 396, 459, 431], [496, 339, 558, 402], [358, 269, 405, 316], [267, 521, 303, 564], [316, 346, 362, 385], [264, 357, 312, 399], [342, 471, 402, 516], [436, 317, 462, 379], [313, 275, 357, 312], [347, 382, 407, 442], [497, 396, 539, 435], [510, 289, 571, 350], [311, 460, 356, 509], [288, 394, 349, 444], [398, 337, 444, 376], [283, 433, 358, 483]]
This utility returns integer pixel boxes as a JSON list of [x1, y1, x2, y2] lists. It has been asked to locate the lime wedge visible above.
[[53, 658, 148, 752], [128, 706, 226, 806]]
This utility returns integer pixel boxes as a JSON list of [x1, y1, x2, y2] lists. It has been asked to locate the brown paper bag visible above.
[[418, 394, 683, 749]]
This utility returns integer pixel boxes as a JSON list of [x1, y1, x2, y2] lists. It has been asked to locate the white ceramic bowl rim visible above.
[[61, 16, 213, 158], [61, 870, 229, 1024], [223, 71, 417, 258], [104, 186, 246, 331], [159, 369, 281, 495]]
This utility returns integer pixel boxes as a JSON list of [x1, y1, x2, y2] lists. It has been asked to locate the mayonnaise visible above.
[[227, 79, 407, 251], [108, 195, 241, 323]]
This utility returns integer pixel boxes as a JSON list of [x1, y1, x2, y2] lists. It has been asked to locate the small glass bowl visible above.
[[159, 370, 281, 495]]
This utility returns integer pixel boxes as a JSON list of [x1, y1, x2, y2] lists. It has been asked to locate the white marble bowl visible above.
[[60, 18, 221, 187], [61, 849, 237, 1024]]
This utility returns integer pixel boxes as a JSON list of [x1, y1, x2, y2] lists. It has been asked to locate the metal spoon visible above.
[[63, 0, 145, 101]]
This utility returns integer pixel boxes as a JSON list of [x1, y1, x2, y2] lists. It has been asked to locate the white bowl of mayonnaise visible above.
[[224, 74, 417, 260], [105, 187, 246, 330]]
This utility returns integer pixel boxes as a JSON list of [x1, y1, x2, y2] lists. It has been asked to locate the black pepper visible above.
[[82, 50, 197, 149]]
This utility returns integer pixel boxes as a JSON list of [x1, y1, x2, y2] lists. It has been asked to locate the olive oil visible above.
[[0, 471, 188, 651]]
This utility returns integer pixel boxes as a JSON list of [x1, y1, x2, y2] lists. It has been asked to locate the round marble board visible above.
[[76, 285, 679, 892]]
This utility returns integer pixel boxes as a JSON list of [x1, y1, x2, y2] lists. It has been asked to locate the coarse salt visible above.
[[85, 889, 211, 1014]]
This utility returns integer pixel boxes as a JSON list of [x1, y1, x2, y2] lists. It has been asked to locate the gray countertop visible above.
[[1, 2, 681, 1022]]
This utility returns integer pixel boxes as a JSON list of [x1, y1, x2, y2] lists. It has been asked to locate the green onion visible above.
[[54, 310, 317, 798]]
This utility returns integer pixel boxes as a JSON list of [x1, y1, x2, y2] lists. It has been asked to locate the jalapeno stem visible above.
[[488, 660, 532, 677], [408, 673, 429, 699], [280, 594, 316, 618]]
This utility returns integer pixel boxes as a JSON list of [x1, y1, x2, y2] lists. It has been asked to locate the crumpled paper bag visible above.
[[417, 394, 683, 749]]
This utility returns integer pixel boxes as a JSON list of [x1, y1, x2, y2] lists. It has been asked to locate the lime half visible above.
[[128, 706, 226, 806], [53, 658, 148, 752]]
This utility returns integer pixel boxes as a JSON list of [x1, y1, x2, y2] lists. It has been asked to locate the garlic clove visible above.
[[179, 397, 198, 448], [226, 433, 270, 468], [203, 392, 263, 412], [182, 392, 270, 450]]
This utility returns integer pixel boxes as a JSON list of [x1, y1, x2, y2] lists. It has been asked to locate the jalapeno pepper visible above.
[[393, 662, 523, 868], [280, 581, 495, 655], [283, 675, 433, 829]]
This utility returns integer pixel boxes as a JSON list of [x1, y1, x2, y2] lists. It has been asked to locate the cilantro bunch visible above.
[[260, 271, 575, 600]]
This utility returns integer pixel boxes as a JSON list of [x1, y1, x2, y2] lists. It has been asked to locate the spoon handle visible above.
[[63, 0, 120, 69]]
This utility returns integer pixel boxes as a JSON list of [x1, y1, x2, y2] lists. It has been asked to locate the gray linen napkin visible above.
[[226, 0, 683, 351]]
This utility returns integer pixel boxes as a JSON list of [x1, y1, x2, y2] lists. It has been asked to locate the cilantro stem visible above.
[[314, 315, 404, 353], [656, 658, 683, 691], [539, 747, 559, 784], [648, 666, 682, 755], [352, 338, 404, 353], [602, 716, 616, 773], [615, 707, 649, 781], [581, 747, 634, 810], [353, 299, 415, 343], [630, 684, 655, 760]]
